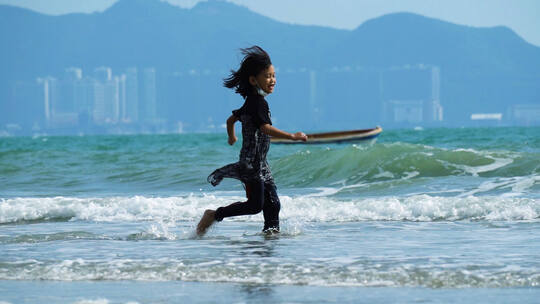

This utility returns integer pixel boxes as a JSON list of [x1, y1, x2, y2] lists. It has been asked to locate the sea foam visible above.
[[1, 194, 538, 224], [0, 257, 537, 288]]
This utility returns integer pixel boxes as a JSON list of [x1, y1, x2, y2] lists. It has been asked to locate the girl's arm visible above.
[[260, 124, 307, 141], [227, 115, 238, 145]]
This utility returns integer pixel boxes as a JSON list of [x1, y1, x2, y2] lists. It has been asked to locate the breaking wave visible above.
[[272, 143, 539, 188], [1, 194, 538, 225]]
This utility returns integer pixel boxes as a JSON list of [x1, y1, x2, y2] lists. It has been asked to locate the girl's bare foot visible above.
[[196, 209, 216, 236]]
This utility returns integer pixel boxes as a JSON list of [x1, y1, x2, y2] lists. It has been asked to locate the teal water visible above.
[[1, 127, 538, 198], [0, 127, 539, 303]]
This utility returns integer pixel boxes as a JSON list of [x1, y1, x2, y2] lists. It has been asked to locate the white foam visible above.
[[403, 171, 420, 179], [72, 300, 109, 304], [0, 194, 216, 223], [132, 220, 179, 240], [283, 194, 539, 222], [304, 187, 340, 197], [372, 171, 395, 179], [1, 194, 538, 224], [451, 148, 514, 176], [511, 175, 540, 193], [0, 258, 537, 288], [460, 175, 540, 197]]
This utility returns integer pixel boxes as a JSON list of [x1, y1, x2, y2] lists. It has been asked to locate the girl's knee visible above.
[[245, 181, 264, 214], [248, 207, 263, 215], [245, 198, 263, 214]]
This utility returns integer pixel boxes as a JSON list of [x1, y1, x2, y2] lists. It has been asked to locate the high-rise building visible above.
[[36, 68, 92, 128], [426, 66, 443, 122], [76, 77, 95, 127], [118, 74, 127, 122], [56, 67, 83, 115], [110, 76, 120, 123], [36, 77, 58, 127], [140, 67, 157, 123], [92, 67, 119, 124], [94, 67, 112, 83], [124, 67, 139, 123], [64, 67, 82, 81]]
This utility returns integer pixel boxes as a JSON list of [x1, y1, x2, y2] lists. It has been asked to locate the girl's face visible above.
[[250, 65, 276, 95]]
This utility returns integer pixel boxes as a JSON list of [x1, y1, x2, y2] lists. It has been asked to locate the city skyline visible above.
[[11, 66, 158, 134], [7, 57, 539, 135], [7, 63, 479, 135], [1, 0, 539, 136]]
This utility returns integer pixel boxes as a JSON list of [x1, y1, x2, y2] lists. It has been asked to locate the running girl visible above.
[[196, 46, 307, 236]]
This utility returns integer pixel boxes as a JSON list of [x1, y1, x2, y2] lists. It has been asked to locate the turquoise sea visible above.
[[0, 127, 539, 303]]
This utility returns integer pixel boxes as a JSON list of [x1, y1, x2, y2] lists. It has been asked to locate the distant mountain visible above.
[[329, 12, 540, 119], [0, 0, 345, 78], [1, 0, 539, 131]]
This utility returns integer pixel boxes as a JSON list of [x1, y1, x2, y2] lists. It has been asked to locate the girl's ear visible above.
[[248, 75, 257, 86]]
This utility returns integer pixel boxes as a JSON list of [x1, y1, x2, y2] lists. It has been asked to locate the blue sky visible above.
[[2, 0, 540, 46]]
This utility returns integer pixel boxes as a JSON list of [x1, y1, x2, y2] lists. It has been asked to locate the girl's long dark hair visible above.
[[223, 46, 272, 98]]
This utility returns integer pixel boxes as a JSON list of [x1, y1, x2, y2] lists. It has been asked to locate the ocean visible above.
[[0, 127, 539, 303]]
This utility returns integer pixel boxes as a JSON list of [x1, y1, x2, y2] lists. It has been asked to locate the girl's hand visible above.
[[228, 135, 238, 145], [292, 132, 308, 142]]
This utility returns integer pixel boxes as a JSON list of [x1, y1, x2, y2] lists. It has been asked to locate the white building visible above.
[[123, 67, 139, 123], [36, 77, 58, 127], [140, 67, 157, 123], [92, 67, 120, 124]]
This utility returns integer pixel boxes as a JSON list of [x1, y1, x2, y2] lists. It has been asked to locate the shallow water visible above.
[[0, 127, 539, 303], [1, 281, 539, 304]]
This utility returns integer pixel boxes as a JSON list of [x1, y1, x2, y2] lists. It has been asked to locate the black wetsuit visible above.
[[207, 93, 281, 231]]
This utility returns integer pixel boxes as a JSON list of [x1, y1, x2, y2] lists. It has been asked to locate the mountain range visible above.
[[1, 0, 539, 131]]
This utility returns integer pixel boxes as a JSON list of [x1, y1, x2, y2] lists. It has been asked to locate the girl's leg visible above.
[[214, 180, 264, 221], [196, 209, 216, 236], [262, 181, 281, 232]]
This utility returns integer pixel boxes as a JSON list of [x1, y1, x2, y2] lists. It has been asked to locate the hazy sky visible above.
[[2, 0, 540, 46]]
